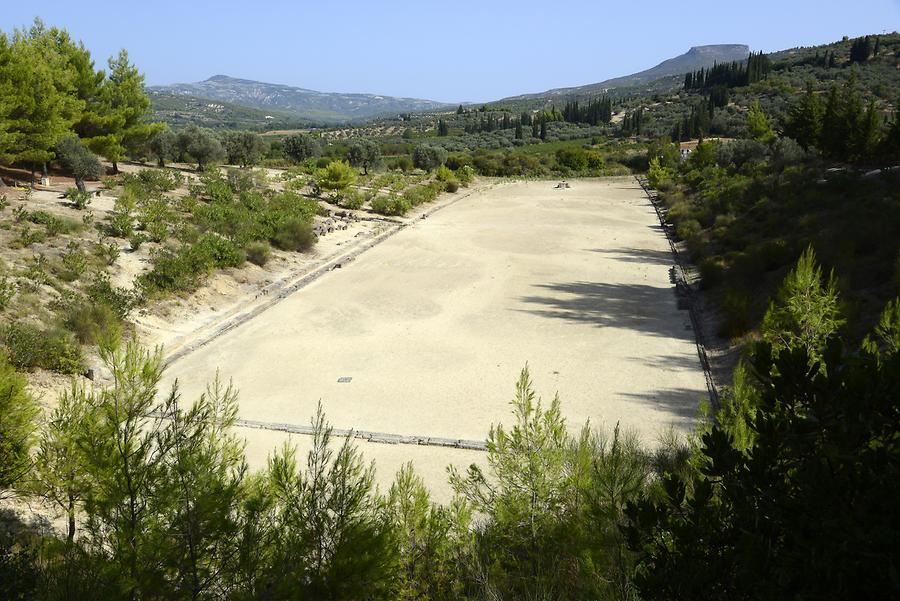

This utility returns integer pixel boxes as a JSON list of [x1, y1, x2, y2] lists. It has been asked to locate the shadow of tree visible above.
[[620, 387, 706, 420], [586, 247, 674, 265], [630, 353, 703, 372], [517, 280, 690, 338]]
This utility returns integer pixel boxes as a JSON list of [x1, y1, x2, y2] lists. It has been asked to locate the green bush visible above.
[[272, 219, 316, 252], [435, 165, 454, 182], [555, 147, 588, 171], [86, 274, 136, 319], [64, 301, 122, 346], [245, 241, 271, 267], [456, 165, 475, 185], [67, 187, 92, 210], [197, 235, 245, 268], [125, 168, 183, 192], [445, 179, 459, 193], [340, 189, 365, 210], [387, 156, 413, 172], [0, 276, 15, 310], [2, 322, 84, 374], [402, 181, 443, 207], [371, 195, 411, 216]]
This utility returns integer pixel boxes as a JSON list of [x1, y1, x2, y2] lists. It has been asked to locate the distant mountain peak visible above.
[[502, 43, 751, 102], [686, 44, 750, 56]]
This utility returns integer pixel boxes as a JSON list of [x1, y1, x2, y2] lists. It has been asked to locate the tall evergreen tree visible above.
[[90, 49, 159, 173], [783, 83, 824, 150]]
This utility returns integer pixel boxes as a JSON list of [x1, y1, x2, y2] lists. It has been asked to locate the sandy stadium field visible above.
[[163, 178, 708, 497]]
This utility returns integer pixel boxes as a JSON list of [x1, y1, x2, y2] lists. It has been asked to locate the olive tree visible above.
[[177, 125, 225, 171], [56, 135, 103, 192], [283, 133, 321, 163], [412, 145, 447, 171], [347, 138, 382, 175], [222, 131, 266, 167], [147, 127, 177, 167]]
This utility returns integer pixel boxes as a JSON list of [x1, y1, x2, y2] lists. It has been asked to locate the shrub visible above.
[[371, 195, 411, 216], [341, 190, 365, 210], [196, 235, 245, 268], [647, 157, 674, 188], [139, 245, 211, 296], [109, 193, 136, 238], [135, 168, 183, 192], [314, 161, 357, 199], [129, 233, 146, 252], [555, 147, 588, 171], [272, 219, 316, 252], [96, 242, 121, 266], [60, 242, 88, 281], [245, 241, 271, 267], [435, 165, 454, 182], [456, 165, 475, 185], [0, 276, 15, 310], [445, 154, 471, 170], [388, 156, 413, 172], [64, 301, 122, 346], [86, 274, 136, 319], [2, 322, 84, 374], [445, 179, 459, 193], [67, 188, 92, 210]]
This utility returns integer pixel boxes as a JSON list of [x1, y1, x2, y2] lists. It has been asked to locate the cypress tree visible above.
[[539, 120, 546, 140]]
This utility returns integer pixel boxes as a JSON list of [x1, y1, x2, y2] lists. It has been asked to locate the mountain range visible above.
[[150, 43, 751, 125], [149, 75, 453, 123]]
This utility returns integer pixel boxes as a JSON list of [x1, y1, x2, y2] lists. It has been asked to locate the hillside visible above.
[[149, 75, 453, 122], [150, 91, 315, 131], [502, 44, 750, 101]]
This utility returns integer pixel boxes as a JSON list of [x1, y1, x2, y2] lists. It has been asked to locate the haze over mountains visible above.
[[150, 44, 751, 123]]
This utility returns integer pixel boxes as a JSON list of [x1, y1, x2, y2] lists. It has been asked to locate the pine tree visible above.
[[91, 49, 160, 173], [746, 100, 774, 142], [761, 246, 844, 362], [784, 83, 824, 150], [4, 22, 84, 180]]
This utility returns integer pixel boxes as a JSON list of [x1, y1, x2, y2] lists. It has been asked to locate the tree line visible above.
[[683, 51, 771, 92], [0, 20, 158, 179]]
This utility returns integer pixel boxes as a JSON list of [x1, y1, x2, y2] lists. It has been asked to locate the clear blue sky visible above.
[[3, 0, 898, 102]]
